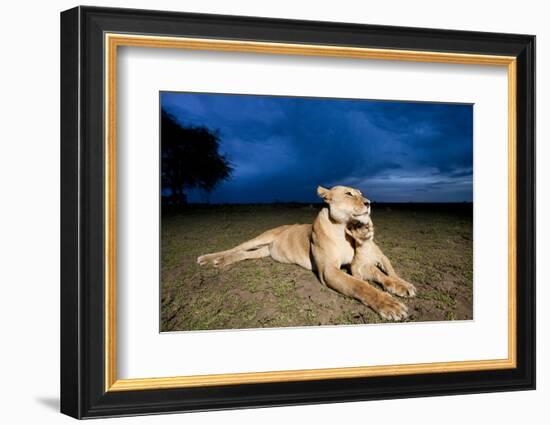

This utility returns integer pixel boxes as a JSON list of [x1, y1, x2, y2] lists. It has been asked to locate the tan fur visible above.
[[197, 185, 408, 321], [346, 218, 417, 298]]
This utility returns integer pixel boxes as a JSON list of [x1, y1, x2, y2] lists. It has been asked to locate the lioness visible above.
[[346, 218, 417, 298], [197, 185, 408, 320]]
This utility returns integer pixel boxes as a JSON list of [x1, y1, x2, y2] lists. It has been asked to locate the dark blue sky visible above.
[[161, 92, 473, 203]]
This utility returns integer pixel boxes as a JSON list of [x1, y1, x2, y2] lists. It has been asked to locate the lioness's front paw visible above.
[[374, 293, 408, 321], [387, 279, 417, 298]]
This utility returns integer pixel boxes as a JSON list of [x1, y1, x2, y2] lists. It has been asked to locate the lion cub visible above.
[[346, 218, 417, 298]]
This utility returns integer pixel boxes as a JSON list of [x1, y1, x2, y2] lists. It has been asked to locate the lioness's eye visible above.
[[345, 192, 353, 197]]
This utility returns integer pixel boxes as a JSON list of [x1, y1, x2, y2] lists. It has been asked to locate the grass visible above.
[[160, 203, 473, 332]]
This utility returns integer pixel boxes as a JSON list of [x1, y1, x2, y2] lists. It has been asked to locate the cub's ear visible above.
[[317, 186, 332, 202]]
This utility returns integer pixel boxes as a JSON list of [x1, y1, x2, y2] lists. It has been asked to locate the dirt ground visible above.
[[160, 204, 473, 332]]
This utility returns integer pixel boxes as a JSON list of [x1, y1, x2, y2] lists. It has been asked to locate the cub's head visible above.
[[317, 185, 371, 224], [346, 217, 374, 244]]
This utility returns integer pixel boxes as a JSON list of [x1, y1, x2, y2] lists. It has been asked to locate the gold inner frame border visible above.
[[104, 33, 517, 392]]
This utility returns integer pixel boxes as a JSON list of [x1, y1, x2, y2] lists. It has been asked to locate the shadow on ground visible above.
[[35, 396, 59, 412]]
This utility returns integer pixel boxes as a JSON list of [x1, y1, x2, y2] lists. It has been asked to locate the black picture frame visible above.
[[60, 5, 535, 419]]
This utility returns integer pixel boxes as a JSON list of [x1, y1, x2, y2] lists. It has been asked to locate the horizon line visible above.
[[162, 201, 474, 205]]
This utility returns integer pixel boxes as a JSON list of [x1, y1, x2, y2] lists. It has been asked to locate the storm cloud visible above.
[[161, 92, 473, 203]]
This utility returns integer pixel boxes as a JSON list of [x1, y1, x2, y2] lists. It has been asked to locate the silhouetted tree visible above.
[[161, 109, 232, 205]]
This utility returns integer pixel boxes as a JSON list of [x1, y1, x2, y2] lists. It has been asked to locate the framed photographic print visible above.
[[60, 6, 535, 419]]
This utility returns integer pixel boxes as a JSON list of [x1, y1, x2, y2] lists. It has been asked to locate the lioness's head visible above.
[[317, 185, 371, 224]]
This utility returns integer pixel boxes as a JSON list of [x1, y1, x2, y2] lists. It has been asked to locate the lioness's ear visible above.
[[317, 186, 332, 202]]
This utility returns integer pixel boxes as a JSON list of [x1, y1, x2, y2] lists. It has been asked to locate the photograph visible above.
[[160, 92, 474, 331]]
